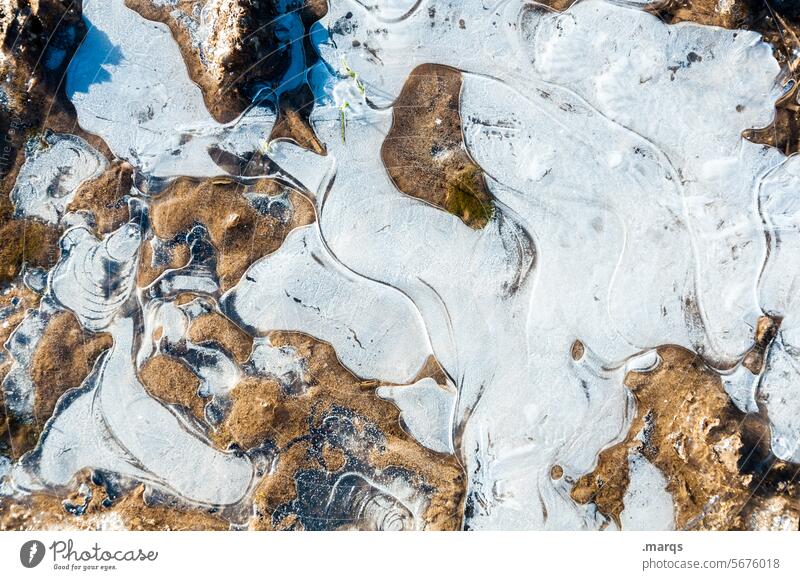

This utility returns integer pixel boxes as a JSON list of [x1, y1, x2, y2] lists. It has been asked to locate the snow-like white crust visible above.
[[11, 0, 800, 529]]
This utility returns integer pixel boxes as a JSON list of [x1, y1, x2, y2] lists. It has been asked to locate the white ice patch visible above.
[[620, 450, 675, 531], [249, 337, 304, 381], [723, 364, 760, 414], [138, 300, 189, 366], [189, 343, 242, 399], [67, 0, 269, 178], [0, 308, 50, 421], [222, 225, 433, 384], [759, 337, 800, 462], [750, 130, 800, 460], [50, 223, 141, 333], [266, 140, 332, 196], [11, 133, 106, 224], [377, 378, 456, 454], [524, 1, 782, 367]]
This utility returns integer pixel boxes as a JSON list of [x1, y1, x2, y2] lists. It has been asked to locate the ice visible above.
[[11, 133, 107, 224], [376, 378, 456, 454], [620, 450, 676, 531]]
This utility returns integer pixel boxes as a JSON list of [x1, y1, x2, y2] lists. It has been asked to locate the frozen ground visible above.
[[2, 0, 800, 530]]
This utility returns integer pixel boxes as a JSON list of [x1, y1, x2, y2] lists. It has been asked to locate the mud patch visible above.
[[30, 311, 112, 425], [148, 177, 315, 291], [381, 64, 494, 229], [188, 312, 253, 364], [0, 470, 229, 530], [139, 355, 206, 421], [215, 331, 465, 530], [572, 346, 800, 530], [68, 161, 134, 235]]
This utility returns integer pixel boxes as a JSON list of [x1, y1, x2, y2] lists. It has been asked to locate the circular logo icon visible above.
[[19, 540, 45, 568]]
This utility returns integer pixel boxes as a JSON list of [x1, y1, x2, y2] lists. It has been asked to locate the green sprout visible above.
[[339, 101, 350, 143], [337, 58, 365, 144], [341, 57, 365, 96]]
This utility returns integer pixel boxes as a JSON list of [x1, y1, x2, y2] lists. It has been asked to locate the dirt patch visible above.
[[743, 315, 781, 373], [188, 312, 253, 364], [139, 355, 205, 421], [0, 203, 60, 286], [382, 64, 494, 229], [571, 340, 585, 361], [215, 331, 465, 530], [269, 84, 326, 154], [67, 161, 133, 235], [30, 311, 112, 426], [571, 346, 800, 530], [148, 177, 315, 291]]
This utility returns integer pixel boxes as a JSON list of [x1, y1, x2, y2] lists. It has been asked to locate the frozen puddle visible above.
[[67, 0, 270, 179], [11, 133, 106, 224], [303, 0, 798, 528], [6, 0, 800, 528], [13, 219, 253, 507], [376, 378, 456, 455], [221, 224, 433, 384]]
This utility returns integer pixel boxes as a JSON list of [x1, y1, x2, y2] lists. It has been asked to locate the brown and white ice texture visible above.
[[2, 0, 800, 530]]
